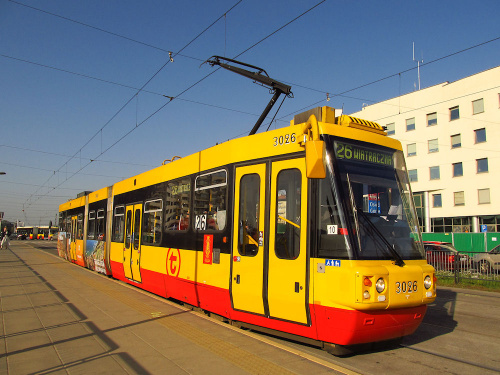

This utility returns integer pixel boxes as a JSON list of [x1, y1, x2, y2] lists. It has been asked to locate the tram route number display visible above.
[[195, 214, 207, 230], [335, 141, 394, 167]]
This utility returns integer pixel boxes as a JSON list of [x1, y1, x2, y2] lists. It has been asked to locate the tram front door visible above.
[[123, 204, 143, 283], [231, 159, 309, 324]]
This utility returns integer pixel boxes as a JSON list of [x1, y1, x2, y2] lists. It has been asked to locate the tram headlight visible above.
[[375, 278, 385, 293], [424, 275, 432, 289]]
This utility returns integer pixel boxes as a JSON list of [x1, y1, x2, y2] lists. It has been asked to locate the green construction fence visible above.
[[421, 232, 500, 254]]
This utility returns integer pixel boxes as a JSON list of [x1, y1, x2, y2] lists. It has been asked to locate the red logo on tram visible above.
[[166, 248, 181, 277]]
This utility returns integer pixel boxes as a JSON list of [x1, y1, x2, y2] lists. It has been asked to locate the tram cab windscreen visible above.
[[329, 139, 424, 261]]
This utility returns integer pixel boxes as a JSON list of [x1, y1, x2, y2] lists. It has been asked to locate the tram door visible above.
[[70, 215, 78, 262], [232, 164, 266, 315], [123, 204, 143, 283], [232, 160, 308, 324], [267, 159, 308, 324]]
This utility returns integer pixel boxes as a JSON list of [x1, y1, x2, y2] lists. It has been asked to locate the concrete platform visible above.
[[0, 242, 351, 375]]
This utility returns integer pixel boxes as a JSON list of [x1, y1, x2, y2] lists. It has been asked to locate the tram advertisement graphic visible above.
[[166, 248, 181, 277], [57, 232, 69, 260], [203, 235, 213, 264], [85, 239, 107, 274]]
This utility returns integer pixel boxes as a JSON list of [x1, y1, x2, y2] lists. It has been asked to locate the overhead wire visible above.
[[277, 35, 500, 120], [21, 0, 329, 213], [0, 143, 157, 167], [7, 0, 205, 62], [21, 0, 245, 211]]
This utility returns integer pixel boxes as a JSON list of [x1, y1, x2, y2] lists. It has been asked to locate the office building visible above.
[[350, 66, 500, 233]]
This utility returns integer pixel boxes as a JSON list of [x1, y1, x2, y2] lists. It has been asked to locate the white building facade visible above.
[[351, 66, 500, 233]]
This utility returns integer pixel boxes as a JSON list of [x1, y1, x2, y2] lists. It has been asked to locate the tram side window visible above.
[[194, 170, 227, 231], [96, 209, 106, 240], [77, 214, 84, 240], [59, 213, 65, 232], [112, 206, 125, 242], [238, 174, 260, 257], [275, 169, 301, 260], [165, 178, 191, 231], [143, 199, 162, 245], [317, 178, 349, 259], [66, 217, 71, 235], [87, 211, 96, 240]]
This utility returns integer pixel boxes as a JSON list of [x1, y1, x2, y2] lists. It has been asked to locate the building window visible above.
[[480, 215, 500, 232], [427, 112, 437, 126], [406, 117, 415, 131], [407, 143, 417, 157], [478, 188, 490, 204], [386, 122, 395, 135], [472, 98, 484, 115], [450, 106, 460, 121], [477, 158, 488, 173], [408, 169, 418, 182], [430, 166, 440, 180], [474, 128, 486, 143], [454, 191, 465, 206], [452, 162, 463, 177], [428, 138, 439, 153], [451, 134, 461, 149], [452, 216, 471, 232], [433, 194, 442, 208], [432, 217, 471, 233]]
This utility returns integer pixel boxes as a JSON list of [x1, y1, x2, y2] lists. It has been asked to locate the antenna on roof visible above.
[[413, 42, 423, 90]]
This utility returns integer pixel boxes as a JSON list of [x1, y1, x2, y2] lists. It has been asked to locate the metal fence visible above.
[[426, 250, 500, 283]]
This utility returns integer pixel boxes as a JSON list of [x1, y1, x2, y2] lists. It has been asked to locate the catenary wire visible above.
[[21, 0, 328, 212], [21, 0, 245, 211]]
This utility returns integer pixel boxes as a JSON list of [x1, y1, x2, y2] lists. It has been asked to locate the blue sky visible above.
[[1, 0, 499, 225]]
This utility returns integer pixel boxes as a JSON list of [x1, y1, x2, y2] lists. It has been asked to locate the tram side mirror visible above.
[[305, 139, 326, 178]]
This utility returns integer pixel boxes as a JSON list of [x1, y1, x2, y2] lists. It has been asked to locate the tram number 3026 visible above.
[[273, 133, 296, 146], [395, 281, 418, 294]]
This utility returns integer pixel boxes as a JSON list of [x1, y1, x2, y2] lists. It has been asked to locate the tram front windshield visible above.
[[328, 139, 424, 261]]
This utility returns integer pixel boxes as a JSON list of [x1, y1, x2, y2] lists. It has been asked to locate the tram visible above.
[[37, 225, 59, 240], [16, 226, 38, 240], [58, 58, 436, 354]]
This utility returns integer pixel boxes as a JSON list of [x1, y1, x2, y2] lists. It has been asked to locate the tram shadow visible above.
[[401, 288, 458, 346], [350, 289, 459, 355]]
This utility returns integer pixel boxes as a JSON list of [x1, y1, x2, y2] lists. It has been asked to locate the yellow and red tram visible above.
[[58, 106, 436, 354]]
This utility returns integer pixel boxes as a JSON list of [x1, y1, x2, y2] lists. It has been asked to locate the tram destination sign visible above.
[[335, 141, 394, 167]]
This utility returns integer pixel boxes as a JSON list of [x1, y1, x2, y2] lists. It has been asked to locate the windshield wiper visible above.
[[355, 207, 406, 267]]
